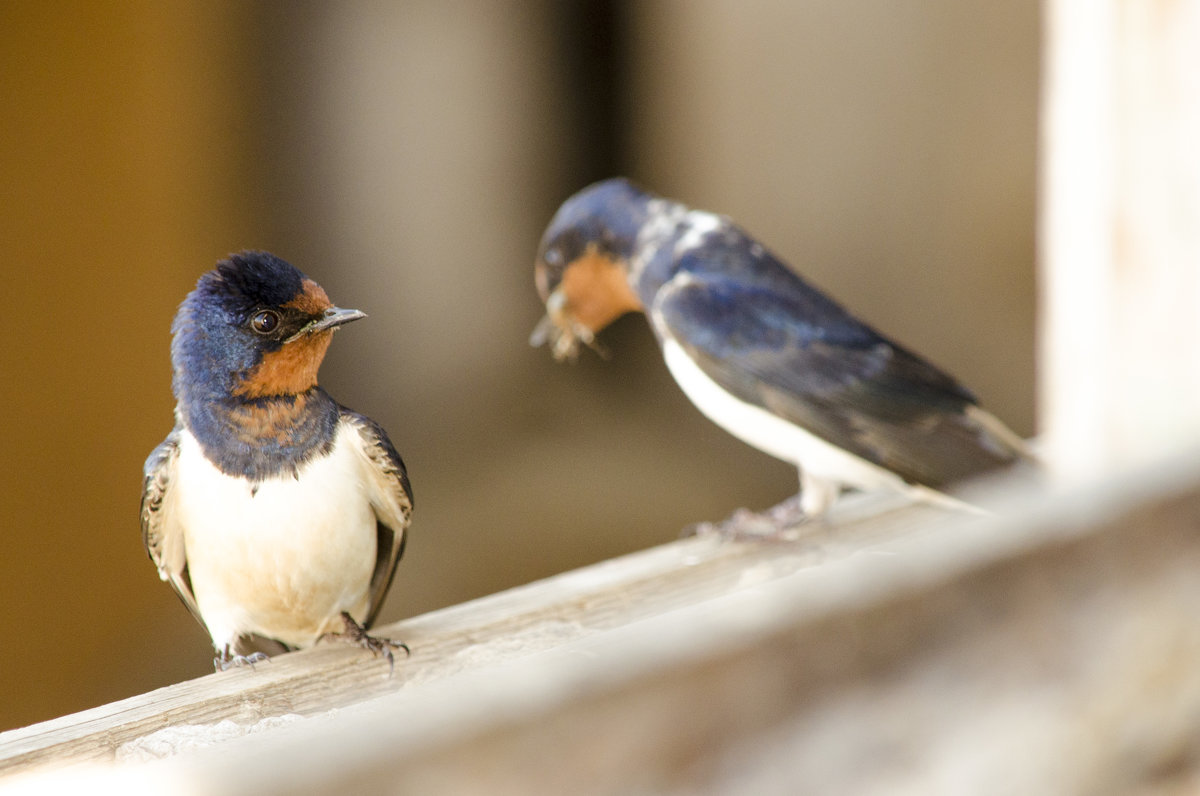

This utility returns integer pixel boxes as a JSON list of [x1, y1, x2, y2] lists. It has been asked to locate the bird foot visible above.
[[684, 495, 813, 542], [321, 612, 410, 674], [214, 648, 270, 672]]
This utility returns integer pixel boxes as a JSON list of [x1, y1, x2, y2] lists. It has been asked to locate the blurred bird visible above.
[[531, 178, 1030, 530], [142, 251, 412, 670]]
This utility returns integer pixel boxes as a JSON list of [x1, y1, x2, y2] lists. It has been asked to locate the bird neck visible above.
[[180, 387, 342, 481], [626, 197, 694, 306]]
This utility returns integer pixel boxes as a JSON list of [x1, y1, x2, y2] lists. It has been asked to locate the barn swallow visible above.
[[142, 251, 413, 671], [531, 178, 1029, 527]]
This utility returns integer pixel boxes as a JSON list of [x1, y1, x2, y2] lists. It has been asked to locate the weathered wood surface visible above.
[[0, 489, 954, 779], [3, 451, 1200, 794]]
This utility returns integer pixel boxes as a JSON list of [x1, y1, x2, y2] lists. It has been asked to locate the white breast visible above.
[[660, 338, 908, 496], [171, 424, 379, 650]]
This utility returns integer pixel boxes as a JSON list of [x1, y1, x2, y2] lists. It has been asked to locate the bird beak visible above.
[[285, 306, 367, 343], [529, 288, 601, 361], [529, 289, 568, 347]]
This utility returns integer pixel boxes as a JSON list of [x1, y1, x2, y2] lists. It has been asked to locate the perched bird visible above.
[[142, 251, 412, 671], [531, 178, 1029, 527]]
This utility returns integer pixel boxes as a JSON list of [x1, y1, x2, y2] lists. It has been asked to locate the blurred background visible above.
[[0, 1, 1036, 731]]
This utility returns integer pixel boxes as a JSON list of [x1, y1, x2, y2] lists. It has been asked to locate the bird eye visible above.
[[251, 310, 280, 334]]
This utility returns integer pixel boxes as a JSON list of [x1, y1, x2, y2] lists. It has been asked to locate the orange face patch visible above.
[[284, 279, 333, 315], [559, 247, 642, 333], [233, 331, 334, 398]]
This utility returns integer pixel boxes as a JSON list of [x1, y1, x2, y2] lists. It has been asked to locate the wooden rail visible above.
[[3, 451, 1200, 792], [0, 489, 955, 778]]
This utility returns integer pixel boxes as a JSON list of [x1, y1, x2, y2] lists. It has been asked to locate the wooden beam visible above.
[[1040, 0, 1200, 480], [0, 491, 951, 778], [4, 449, 1200, 792]]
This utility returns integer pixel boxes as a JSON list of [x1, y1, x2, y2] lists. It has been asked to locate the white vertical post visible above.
[[1040, 0, 1200, 481]]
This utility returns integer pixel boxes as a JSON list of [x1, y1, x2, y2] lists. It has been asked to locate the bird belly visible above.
[[174, 427, 377, 650], [661, 339, 907, 494]]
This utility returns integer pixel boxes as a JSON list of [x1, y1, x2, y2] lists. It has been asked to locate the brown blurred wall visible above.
[[627, 1, 1038, 429], [0, 3, 270, 728], [0, 1, 1037, 731]]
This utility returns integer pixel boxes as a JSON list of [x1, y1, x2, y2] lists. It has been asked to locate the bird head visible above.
[[171, 251, 365, 404], [531, 178, 653, 361]]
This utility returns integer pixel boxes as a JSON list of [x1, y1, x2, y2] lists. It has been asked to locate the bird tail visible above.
[[905, 483, 992, 516], [966, 404, 1041, 464]]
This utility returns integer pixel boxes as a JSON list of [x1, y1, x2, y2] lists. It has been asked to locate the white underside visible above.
[[661, 338, 924, 516], [164, 424, 382, 650]]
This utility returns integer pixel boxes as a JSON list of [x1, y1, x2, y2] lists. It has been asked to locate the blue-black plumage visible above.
[[532, 178, 1030, 523], [142, 251, 412, 670]]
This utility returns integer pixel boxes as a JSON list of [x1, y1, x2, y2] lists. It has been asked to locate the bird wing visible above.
[[652, 265, 1022, 487], [341, 411, 413, 629], [141, 425, 206, 628]]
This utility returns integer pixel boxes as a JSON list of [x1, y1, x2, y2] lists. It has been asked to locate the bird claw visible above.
[[683, 495, 812, 542], [320, 612, 410, 675], [214, 649, 270, 672]]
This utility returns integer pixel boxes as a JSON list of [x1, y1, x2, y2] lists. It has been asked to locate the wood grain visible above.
[[0, 491, 951, 777]]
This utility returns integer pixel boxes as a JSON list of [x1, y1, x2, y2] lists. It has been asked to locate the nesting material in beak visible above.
[[529, 290, 604, 362]]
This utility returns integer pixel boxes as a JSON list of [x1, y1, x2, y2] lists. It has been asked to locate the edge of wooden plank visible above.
[[0, 489, 952, 776], [147, 445, 1200, 794]]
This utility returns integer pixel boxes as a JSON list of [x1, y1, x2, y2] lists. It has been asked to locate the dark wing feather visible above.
[[141, 425, 205, 628], [341, 411, 413, 629], [655, 265, 1022, 487]]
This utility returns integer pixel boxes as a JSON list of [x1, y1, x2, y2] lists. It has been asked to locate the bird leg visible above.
[[320, 611, 410, 674], [798, 469, 839, 519], [684, 472, 849, 541], [213, 645, 270, 672]]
